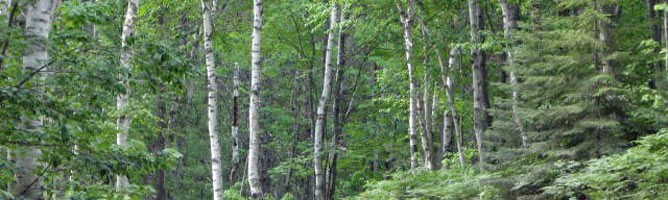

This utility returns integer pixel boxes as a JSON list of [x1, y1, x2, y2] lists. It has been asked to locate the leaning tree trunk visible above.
[[116, 0, 140, 189], [397, 0, 419, 170], [468, 0, 489, 165], [498, 0, 527, 148], [229, 62, 241, 182], [10, 0, 56, 198], [248, 0, 264, 198], [314, 4, 338, 200], [201, 1, 224, 199]]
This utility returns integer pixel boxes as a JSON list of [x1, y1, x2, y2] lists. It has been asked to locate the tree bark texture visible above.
[[314, 4, 338, 200], [202, 1, 224, 199], [468, 0, 489, 165], [248, 0, 264, 198], [116, 0, 140, 189], [397, 0, 419, 170]]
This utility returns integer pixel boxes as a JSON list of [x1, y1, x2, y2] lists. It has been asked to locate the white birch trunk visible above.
[[447, 49, 466, 168], [116, 0, 140, 189], [230, 62, 240, 180], [418, 19, 463, 168], [10, 0, 56, 198], [498, 0, 527, 148], [418, 22, 436, 170], [397, 0, 419, 170], [314, 4, 338, 200], [201, 1, 224, 199], [248, 0, 264, 198]]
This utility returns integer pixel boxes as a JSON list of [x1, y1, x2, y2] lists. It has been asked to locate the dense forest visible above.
[[1, 0, 667, 199]]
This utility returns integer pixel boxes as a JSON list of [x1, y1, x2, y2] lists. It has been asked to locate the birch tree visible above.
[[116, 0, 140, 189], [447, 49, 466, 168], [498, 0, 527, 147], [326, 7, 346, 199], [418, 26, 435, 170], [468, 0, 489, 165], [417, 17, 465, 168], [10, 0, 57, 198], [397, 0, 420, 170], [202, 1, 223, 199], [314, 3, 338, 200], [248, 0, 264, 198], [230, 62, 241, 181]]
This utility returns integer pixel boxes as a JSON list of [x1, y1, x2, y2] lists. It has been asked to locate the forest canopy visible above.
[[0, 0, 667, 199]]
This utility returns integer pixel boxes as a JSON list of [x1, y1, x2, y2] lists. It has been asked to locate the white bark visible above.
[[447, 49, 466, 168], [314, 4, 338, 200], [116, 0, 140, 189], [498, 0, 527, 148], [0, 0, 7, 16], [418, 24, 436, 170], [248, 0, 264, 198], [202, 1, 223, 199], [11, 0, 56, 198], [398, 0, 419, 170], [231, 62, 240, 177]]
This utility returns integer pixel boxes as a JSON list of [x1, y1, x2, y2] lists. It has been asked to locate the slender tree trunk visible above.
[[647, 0, 661, 88], [314, 4, 338, 200], [326, 9, 345, 199], [441, 107, 452, 156], [150, 86, 167, 200], [248, 0, 264, 198], [116, 0, 140, 189], [417, 18, 463, 168], [418, 25, 436, 170], [0, 0, 6, 16], [468, 0, 488, 165], [229, 62, 241, 182], [201, 1, 224, 199], [283, 70, 301, 197], [664, 0, 668, 87], [597, 3, 613, 74], [447, 49, 466, 168], [10, 0, 56, 199], [498, 0, 527, 148], [397, 0, 419, 170]]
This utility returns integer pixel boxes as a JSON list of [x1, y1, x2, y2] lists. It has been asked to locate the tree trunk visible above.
[[418, 26, 435, 170], [397, 0, 420, 170], [150, 86, 167, 200], [418, 18, 464, 168], [468, 0, 489, 165], [116, 0, 140, 189], [664, 0, 668, 87], [201, 1, 224, 199], [326, 9, 345, 199], [229, 62, 241, 182], [314, 4, 338, 200], [248, 0, 264, 198], [498, 0, 527, 148], [0, 0, 6, 17], [647, 0, 661, 88], [10, 0, 56, 199], [447, 49, 466, 168], [283, 70, 301, 197]]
